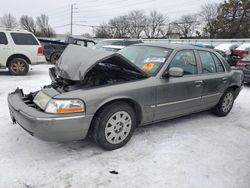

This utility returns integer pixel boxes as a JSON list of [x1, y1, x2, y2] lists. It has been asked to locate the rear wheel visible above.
[[50, 52, 61, 64], [91, 102, 136, 150], [212, 89, 235, 116], [8, 58, 29, 75]]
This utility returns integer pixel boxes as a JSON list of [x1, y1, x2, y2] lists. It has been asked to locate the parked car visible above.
[[0, 28, 45, 75], [39, 35, 96, 64], [8, 44, 244, 150], [100, 45, 124, 52], [236, 55, 250, 83], [93, 39, 143, 51], [214, 43, 239, 55], [229, 43, 250, 66], [191, 43, 214, 49]]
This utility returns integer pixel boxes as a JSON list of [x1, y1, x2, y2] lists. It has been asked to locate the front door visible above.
[[154, 49, 203, 121]]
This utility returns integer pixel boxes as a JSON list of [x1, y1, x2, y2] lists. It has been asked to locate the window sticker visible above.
[[145, 57, 166, 63]]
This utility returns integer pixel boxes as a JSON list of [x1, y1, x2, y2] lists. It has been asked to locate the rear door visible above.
[[196, 50, 228, 108], [154, 49, 203, 121], [9, 32, 39, 63], [0, 32, 12, 67]]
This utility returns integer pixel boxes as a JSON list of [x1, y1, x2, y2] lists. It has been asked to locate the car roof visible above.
[[100, 39, 142, 42], [134, 43, 214, 51], [0, 28, 30, 33]]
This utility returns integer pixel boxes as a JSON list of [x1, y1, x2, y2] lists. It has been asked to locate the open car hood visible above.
[[55, 44, 148, 81]]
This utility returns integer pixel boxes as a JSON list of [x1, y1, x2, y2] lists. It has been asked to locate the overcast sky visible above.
[[0, 0, 223, 35]]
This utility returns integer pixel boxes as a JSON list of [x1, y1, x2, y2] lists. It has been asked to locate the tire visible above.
[[212, 89, 235, 116], [8, 58, 29, 75], [50, 52, 61, 64], [91, 102, 136, 150]]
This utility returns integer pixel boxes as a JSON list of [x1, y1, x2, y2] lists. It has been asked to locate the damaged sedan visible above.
[[8, 44, 244, 150]]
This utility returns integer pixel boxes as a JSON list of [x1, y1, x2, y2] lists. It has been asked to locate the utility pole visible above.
[[70, 4, 73, 35], [70, 3, 77, 35]]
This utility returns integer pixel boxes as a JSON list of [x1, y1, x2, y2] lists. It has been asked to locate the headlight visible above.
[[45, 99, 85, 114], [33, 91, 51, 110]]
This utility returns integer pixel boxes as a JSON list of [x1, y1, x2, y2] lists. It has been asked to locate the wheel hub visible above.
[[11, 61, 25, 73], [114, 121, 124, 133]]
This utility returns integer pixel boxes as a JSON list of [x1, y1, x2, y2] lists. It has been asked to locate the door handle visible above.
[[195, 80, 203, 87], [222, 77, 227, 83]]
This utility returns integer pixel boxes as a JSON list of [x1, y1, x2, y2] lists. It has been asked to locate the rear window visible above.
[[10, 33, 39, 45], [124, 40, 143, 46], [0, 32, 8, 45]]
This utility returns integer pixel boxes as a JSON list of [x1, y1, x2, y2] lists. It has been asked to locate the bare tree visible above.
[[199, 3, 219, 37], [94, 23, 114, 38], [127, 10, 147, 38], [109, 15, 130, 38], [173, 14, 199, 38], [144, 10, 167, 38], [0, 13, 18, 29], [20, 15, 36, 34], [36, 14, 55, 37]]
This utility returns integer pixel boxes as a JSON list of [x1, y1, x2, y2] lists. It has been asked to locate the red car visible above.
[[236, 55, 250, 83]]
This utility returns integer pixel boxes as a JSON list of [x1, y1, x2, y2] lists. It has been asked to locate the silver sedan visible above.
[[8, 44, 244, 150]]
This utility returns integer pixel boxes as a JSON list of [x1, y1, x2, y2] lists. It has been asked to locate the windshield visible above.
[[118, 45, 172, 76]]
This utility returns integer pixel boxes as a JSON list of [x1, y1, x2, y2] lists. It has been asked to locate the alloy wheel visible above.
[[104, 111, 132, 144]]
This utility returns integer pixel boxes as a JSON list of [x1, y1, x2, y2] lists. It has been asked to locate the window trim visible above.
[[0, 32, 8, 45], [211, 52, 226, 73]]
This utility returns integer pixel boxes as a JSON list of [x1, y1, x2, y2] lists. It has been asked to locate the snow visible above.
[[0, 64, 250, 188]]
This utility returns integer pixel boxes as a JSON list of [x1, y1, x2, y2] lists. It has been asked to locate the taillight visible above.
[[236, 61, 247, 67], [37, 47, 43, 55]]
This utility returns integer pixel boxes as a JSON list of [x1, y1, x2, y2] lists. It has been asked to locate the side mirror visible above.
[[168, 67, 184, 77]]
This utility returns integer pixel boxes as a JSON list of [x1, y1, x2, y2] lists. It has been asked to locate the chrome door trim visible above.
[[150, 93, 221, 108]]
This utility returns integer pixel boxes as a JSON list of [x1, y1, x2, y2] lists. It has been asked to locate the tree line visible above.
[[0, 13, 55, 37], [95, 0, 250, 39]]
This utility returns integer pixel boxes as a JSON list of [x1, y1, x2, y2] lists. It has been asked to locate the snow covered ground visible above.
[[0, 64, 250, 188]]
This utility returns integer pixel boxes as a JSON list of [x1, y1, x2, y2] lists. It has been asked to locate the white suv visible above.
[[0, 29, 45, 75]]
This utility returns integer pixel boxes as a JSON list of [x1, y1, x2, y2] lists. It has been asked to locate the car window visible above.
[[10, 33, 39, 45], [124, 40, 142, 46], [112, 41, 124, 45], [87, 42, 95, 48], [169, 50, 197, 75], [0, 32, 8, 45], [211, 53, 225, 72], [198, 51, 216, 73], [118, 46, 171, 76], [76, 40, 86, 46]]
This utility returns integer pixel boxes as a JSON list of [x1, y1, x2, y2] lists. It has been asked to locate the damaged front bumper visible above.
[[8, 89, 93, 142]]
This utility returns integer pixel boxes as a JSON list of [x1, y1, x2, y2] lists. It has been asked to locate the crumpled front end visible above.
[[8, 88, 93, 141]]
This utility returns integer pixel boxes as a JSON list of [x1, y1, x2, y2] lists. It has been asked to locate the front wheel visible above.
[[91, 102, 136, 150], [212, 89, 235, 116]]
